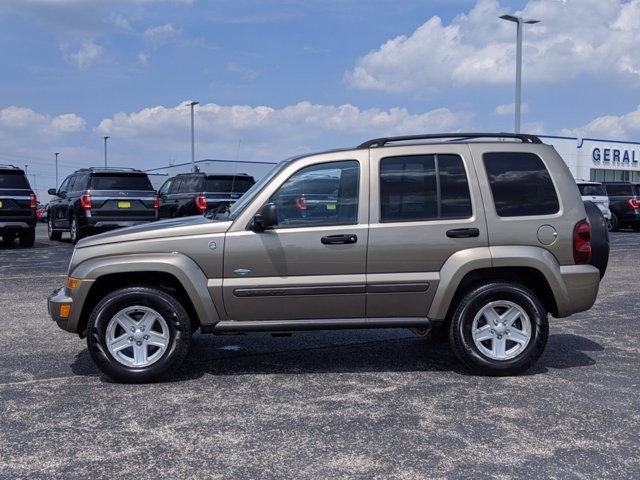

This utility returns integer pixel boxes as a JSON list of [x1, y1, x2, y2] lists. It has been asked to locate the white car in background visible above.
[[576, 180, 612, 226]]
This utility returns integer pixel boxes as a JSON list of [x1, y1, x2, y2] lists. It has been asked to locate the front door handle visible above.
[[321, 234, 358, 245], [446, 228, 480, 238]]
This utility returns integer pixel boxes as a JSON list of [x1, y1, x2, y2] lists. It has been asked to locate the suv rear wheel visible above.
[[70, 215, 85, 244], [449, 282, 548, 375], [18, 228, 35, 247], [87, 286, 192, 383]]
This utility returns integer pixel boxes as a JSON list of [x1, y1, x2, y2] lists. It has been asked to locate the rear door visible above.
[[366, 144, 489, 317], [222, 151, 369, 321]]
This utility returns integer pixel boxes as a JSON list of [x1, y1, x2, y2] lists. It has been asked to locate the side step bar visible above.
[[202, 317, 431, 334]]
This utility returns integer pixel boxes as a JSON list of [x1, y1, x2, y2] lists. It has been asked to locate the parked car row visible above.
[[576, 180, 640, 232], [1, 165, 255, 247], [45, 168, 256, 244]]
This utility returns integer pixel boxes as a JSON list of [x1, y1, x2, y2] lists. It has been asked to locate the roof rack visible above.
[[74, 167, 142, 173], [0, 164, 21, 169], [357, 133, 543, 149]]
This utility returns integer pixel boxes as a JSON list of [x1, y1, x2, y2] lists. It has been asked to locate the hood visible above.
[[76, 215, 232, 248]]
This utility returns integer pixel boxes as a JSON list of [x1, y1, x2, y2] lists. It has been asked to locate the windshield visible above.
[[227, 160, 291, 220]]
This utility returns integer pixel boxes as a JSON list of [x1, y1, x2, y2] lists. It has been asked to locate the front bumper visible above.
[[47, 286, 74, 332]]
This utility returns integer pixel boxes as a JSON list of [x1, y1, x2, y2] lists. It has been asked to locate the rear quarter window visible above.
[[483, 152, 559, 217]]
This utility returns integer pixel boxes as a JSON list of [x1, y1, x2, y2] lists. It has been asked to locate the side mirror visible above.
[[47, 188, 58, 196], [252, 203, 278, 231]]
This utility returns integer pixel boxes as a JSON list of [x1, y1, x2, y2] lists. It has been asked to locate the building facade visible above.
[[542, 135, 640, 183]]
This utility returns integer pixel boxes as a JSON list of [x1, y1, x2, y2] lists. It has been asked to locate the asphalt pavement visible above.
[[0, 223, 639, 479]]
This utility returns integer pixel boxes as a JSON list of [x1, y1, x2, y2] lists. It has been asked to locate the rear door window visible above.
[[483, 152, 559, 217], [379, 154, 472, 222]]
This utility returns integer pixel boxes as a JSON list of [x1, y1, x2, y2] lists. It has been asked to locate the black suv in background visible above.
[[0, 164, 37, 247], [47, 168, 159, 244], [602, 181, 640, 231], [158, 172, 255, 218]]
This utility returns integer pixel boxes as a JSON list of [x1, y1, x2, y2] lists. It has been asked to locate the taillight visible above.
[[80, 193, 92, 210], [195, 195, 207, 212], [30, 193, 37, 211], [573, 219, 592, 265], [153, 194, 159, 211], [628, 198, 639, 209]]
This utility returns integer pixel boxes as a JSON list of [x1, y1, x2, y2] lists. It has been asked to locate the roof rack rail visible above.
[[74, 167, 142, 173], [357, 132, 543, 149], [0, 164, 20, 169]]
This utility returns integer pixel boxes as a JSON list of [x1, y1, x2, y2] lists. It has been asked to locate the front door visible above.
[[222, 155, 368, 321]]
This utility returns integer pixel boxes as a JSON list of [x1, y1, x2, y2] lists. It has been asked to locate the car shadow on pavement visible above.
[[70, 331, 603, 383]]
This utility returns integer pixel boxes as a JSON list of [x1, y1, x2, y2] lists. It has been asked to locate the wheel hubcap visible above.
[[106, 306, 170, 367], [471, 300, 532, 360]]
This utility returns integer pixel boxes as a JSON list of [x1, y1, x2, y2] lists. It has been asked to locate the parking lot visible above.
[[1, 223, 639, 479]]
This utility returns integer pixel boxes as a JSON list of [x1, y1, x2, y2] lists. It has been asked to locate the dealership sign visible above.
[[592, 147, 640, 167]]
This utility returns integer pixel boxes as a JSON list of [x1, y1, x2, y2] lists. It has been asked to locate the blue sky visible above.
[[2, 0, 640, 199]]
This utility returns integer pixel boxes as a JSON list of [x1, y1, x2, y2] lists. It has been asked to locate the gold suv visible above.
[[48, 133, 608, 383]]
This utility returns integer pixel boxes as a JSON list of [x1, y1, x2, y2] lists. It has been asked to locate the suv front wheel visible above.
[[449, 282, 548, 376], [87, 287, 192, 383]]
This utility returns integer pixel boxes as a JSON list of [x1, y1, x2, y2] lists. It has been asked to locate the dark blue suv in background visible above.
[[0, 164, 37, 247], [602, 181, 640, 231]]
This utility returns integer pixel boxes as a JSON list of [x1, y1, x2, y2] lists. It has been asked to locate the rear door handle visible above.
[[321, 234, 358, 245], [446, 228, 480, 238]]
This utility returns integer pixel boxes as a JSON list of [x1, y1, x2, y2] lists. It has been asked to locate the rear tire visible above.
[[70, 215, 85, 244], [19, 228, 35, 247], [449, 282, 548, 376], [608, 211, 619, 232], [87, 286, 192, 383]]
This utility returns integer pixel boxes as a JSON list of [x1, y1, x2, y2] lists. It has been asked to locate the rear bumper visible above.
[[558, 264, 601, 316]]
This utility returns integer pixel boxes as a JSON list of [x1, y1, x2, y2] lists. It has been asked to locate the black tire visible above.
[[70, 215, 85, 245], [48, 216, 62, 241], [449, 282, 548, 376], [18, 228, 35, 247], [608, 211, 619, 232], [87, 286, 192, 383], [583, 201, 609, 279], [2, 234, 14, 246]]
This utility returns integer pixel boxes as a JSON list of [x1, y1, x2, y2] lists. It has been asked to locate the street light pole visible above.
[[54, 152, 59, 187], [500, 14, 540, 133], [103, 136, 110, 168], [188, 101, 199, 172]]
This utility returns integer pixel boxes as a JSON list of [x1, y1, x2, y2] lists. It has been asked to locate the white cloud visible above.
[[65, 40, 104, 69], [562, 106, 640, 140], [495, 103, 529, 116], [95, 101, 474, 161], [143, 23, 179, 45], [0, 107, 85, 135], [346, 0, 640, 94], [48, 114, 86, 135]]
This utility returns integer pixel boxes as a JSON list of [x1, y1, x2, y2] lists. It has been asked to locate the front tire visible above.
[[449, 282, 548, 376], [87, 287, 192, 383]]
